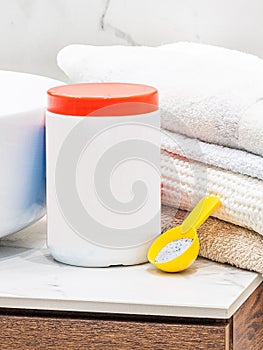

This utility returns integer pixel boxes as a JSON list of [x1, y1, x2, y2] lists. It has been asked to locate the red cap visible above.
[[47, 82, 158, 116]]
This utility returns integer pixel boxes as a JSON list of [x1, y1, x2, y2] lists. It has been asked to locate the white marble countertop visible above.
[[0, 218, 261, 319]]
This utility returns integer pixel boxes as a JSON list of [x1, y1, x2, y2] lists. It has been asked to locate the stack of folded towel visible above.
[[57, 42, 263, 273]]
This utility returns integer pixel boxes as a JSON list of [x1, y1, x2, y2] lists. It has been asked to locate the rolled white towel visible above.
[[58, 42, 263, 157]]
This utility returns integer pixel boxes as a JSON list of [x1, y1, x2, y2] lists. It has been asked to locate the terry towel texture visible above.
[[162, 131, 263, 180], [161, 205, 263, 274], [58, 42, 263, 156], [161, 150, 263, 235]]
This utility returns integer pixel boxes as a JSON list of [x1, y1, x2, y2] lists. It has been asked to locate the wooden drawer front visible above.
[[233, 283, 263, 350], [0, 315, 230, 350]]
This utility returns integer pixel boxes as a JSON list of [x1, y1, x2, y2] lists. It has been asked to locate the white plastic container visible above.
[[46, 83, 160, 267]]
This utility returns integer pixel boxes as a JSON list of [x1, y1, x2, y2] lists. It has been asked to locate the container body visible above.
[[46, 110, 160, 267]]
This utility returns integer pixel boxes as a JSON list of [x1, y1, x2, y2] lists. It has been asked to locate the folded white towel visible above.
[[162, 130, 263, 180], [58, 42, 263, 156], [161, 150, 263, 235]]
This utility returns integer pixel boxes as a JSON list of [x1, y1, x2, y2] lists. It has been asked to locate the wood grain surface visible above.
[[0, 314, 230, 350], [0, 282, 262, 350], [233, 283, 263, 350]]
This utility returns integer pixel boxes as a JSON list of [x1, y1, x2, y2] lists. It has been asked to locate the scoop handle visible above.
[[181, 196, 220, 234]]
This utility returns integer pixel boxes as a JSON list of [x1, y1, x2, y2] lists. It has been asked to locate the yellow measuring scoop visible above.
[[148, 196, 221, 272]]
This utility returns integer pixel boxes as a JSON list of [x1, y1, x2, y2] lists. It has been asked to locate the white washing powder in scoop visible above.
[[155, 238, 193, 263]]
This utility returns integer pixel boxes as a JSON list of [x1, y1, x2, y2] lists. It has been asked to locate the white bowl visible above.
[[0, 71, 61, 237]]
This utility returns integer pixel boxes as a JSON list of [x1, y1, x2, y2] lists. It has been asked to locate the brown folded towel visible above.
[[161, 205, 263, 274]]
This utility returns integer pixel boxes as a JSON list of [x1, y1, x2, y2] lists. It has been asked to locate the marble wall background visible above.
[[0, 0, 263, 80]]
